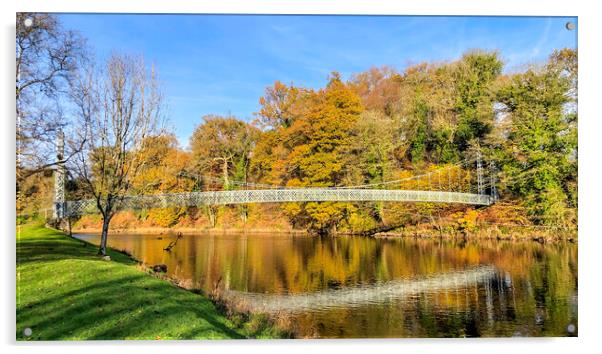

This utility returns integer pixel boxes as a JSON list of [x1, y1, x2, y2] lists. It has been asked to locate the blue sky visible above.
[[58, 14, 577, 146]]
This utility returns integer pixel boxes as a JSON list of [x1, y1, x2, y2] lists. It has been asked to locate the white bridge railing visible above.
[[64, 189, 492, 216]]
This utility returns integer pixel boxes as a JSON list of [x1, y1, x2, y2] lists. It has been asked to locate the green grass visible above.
[[16, 221, 279, 340]]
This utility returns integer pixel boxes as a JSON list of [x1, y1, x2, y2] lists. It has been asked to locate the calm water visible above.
[[76, 232, 578, 338]]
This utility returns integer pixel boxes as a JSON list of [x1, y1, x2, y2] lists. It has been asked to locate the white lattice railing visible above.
[[64, 189, 492, 216]]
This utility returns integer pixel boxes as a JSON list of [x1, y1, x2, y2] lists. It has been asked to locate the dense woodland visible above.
[[17, 15, 577, 238], [78, 49, 578, 235]]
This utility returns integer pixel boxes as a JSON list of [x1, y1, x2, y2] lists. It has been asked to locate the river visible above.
[[75, 232, 578, 338]]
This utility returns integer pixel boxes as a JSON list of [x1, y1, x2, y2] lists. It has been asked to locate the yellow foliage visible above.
[[455, 209, 480, 233], [148, 208, 186, 228], [346, 211, 378, 232]]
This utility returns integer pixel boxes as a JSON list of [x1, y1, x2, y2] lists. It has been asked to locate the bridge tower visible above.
[[489, 161, 499, 202], [53, 130, 65, 220], [476, 149, 484, 195]]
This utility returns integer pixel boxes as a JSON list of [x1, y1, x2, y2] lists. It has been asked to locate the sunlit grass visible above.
[[16, 221, 278, 340]]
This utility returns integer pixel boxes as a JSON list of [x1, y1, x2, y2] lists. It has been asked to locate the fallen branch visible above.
[[163, 232, 183, 252]]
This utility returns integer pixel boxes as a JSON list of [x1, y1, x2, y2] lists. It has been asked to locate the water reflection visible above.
[[76, 232, 578, 338], [224, 265, 496, 313]]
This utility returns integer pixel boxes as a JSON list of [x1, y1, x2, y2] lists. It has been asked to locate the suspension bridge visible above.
[[52, 133, 499, 219]]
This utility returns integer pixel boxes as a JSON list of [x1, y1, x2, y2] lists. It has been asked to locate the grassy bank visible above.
[[16, 221, 283, 340]]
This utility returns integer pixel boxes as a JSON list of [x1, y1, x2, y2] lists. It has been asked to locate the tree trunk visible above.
[[222, 159, 229, 190], [378, 202, 386, 224], [240, 205, 248, 224], [99, 216, 111, 256], [68, 216, 72, 237], [207, 206, 217, 228]]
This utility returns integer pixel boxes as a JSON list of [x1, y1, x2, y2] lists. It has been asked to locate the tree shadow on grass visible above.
[[17, 225, 244, 340], [17, 230, 135, 266], [17, 269, 244, 340]]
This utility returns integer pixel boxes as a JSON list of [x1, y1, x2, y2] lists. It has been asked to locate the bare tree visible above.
[[71, 54, 163, 255], [16, 13, 87, 185]]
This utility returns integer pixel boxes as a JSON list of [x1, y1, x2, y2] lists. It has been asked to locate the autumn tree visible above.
[[254, 73, 364, 233], [131, 134, 193, 194], [71, 54, 163, 255], [251, 82, 312, 185], [254, 81, 310, 129], [189, 115, 260, 225], [348, 66, 401, 115], [190, 115, 260, 189], [127, 134, 193, 227]]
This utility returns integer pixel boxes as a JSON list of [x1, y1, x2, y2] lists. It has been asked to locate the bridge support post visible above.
[[53, 131, 66, 221], [476, 149, 484, 195], [489, 161, 499, 203]]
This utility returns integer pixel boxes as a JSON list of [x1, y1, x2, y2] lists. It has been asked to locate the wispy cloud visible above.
[[58, 14, 577, 146], [532, 18, 553, 57]]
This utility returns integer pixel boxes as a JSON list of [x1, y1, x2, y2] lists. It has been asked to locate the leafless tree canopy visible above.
[[16, 13, 87, 182], [70, 53, 164, 255]]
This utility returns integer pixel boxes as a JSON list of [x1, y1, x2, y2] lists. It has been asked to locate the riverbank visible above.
[[73, 225, 310, 236], [369, 225, 577, 243], [73, 223, 577, 243], [69, 202, 576, 243], [16, 221, 286, 340]]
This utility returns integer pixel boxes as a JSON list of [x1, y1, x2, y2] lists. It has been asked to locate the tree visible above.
[[396, 61, 457, 164], [393, 51, 502, 164], [348, 66, 401, 115], [349, 110, 397, 223], [70, 54, 164, 255], [255, 74, 364, 233], [491, 49, 577, 226], [131, 134, 193, 194], [189, 115, 260, 226], [190, 115, 260, 190], [452, 50, 503, 152], [16, 13, 87, 185], [255, 81, 309, 129]]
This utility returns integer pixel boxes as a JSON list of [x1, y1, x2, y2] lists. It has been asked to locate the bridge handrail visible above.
[[64, 188, 491, 216]]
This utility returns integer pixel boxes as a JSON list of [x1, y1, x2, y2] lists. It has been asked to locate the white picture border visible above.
[[3, 1, 599, 354]]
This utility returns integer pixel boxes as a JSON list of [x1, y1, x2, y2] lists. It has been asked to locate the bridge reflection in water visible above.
[[222, 265, 496, 313]]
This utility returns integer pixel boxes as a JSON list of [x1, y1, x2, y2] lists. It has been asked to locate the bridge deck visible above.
[[65, 189, 491, 216]]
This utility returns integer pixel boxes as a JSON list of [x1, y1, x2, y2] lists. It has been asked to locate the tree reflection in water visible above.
[[76, 233, 578, 338]]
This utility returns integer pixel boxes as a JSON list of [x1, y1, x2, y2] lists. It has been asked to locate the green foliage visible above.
[[490, 49, 577, 226], [350, 110, 396, 188], [408, 98, 429, 163], [452, 51, 503, 152]]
